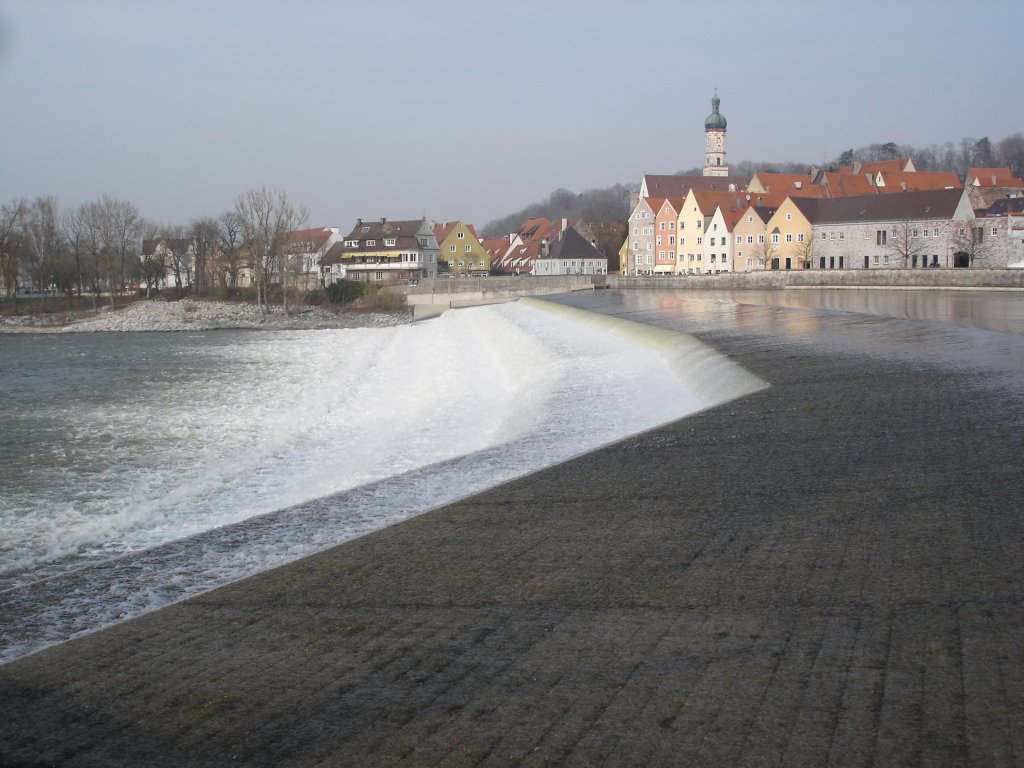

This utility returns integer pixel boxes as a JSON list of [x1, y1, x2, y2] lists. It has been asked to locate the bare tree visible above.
[[234, 188, 307, 314], [216, 211, 243, 291], [885, 220, 931, 268], [139, 221, 166, 298], [996, 133, 1024, 179], [751, 236, 775, 270], [951, 222, 994, 268], [189, 217, 221, 297], [22, 197, 63, 310], [793, 237, 814, 270], [0, 197, 27, 308]]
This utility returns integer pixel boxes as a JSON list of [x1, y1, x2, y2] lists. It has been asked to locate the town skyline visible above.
[[1, 0, 1021, 231]]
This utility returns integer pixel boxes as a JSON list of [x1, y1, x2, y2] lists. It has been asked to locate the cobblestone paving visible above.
[[2, 305, 1022, 767]]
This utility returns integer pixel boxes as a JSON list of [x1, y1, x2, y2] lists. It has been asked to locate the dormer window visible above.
[[385, 238, 396, 247], [366, 239, 376, 246], [361, 226, 370, 233]]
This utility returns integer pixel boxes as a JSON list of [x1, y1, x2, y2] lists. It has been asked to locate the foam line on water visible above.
[[519, 297, 769, 409]]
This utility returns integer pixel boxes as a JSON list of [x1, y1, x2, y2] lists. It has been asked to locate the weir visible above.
[[405, 274, 606, 319]]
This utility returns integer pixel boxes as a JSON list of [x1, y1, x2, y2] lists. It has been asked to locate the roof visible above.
[[797, 188, 968, 225], [876, 171, 961, 192], [643, 174, 748, 199], [968, 167, 1024, 187], [748, 172, 825, 198], [142, 237, 192, 256], [982, 198, 1024, 216], [839, 158, 914, 175], [432, 221, 480, 245], [544, 227, 604, 261]]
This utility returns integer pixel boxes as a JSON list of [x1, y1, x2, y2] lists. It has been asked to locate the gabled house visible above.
[[533, 227, 608, 275], [320, 218, 439, 285], [433, 221, 490, 277], [140, 236, 197, 293], [732, 204, 777, 272], [705, 204, 745, 273], [763, 197, 816, 270], [653, 198, 683, 274], [285, 227, 342, 291], [624, 197, 660, 275]]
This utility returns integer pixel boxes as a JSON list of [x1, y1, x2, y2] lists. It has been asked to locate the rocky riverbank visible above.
[[0, 299, 411, 333]]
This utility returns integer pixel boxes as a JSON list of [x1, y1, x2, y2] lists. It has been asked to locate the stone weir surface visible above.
[[2, 289, 1023, 767]]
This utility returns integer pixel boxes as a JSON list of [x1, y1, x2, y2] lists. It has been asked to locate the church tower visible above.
[[703, 90, 728, 177]]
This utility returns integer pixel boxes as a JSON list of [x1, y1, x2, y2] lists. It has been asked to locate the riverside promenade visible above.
[[2, 289, 1023, 766]]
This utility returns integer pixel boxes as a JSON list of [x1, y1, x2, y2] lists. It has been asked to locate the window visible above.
[[771, 233, 780, 244], [633, 227, 638, 235], [786, 213, 792, 221], [632, 242, 638, 251], [747, 235, 753, 244], [839, 232, 844, 241], [669, 250, 674, 259], [736, 236, 742, 244], [710, 254, 716, 263], [658, 250, 665, 258], [457, 231, 464, 239], [797, 233, 805, 243], [384, 238, 396, 247], [418, 237, 428, 246], [696, 220, 702, 229], [647, 242, 652, 250], [465, 245, 471, 252], [450, 244, 456, 252], [375, 271, 384, 280], [669, 236, 675, 245], [992, 226, 999, 236], [786, 234, 793, 243], [747, 257, 752, 268], [458, 260, 464, 267], [829, 232, 835, 241], [959, 228, 967, 237], [659, 222, 665, 231], [933, 228, 939, 237], [669, 221, 675, 230], [361, 226, 370, 233], [696, 237, 703, 245], [710, 237, 715, 246], [366, 239, 376, 246], [758, 234, 765, 244], [345, 239, 359, 247], [656, 235, 662, 245], [876, 230, 888, 246]]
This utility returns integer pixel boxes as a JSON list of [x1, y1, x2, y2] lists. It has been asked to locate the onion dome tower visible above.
[[703, 90, 729, 177]]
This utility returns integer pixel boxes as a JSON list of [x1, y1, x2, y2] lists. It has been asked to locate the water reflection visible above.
[[615, 289, 1024, 336]]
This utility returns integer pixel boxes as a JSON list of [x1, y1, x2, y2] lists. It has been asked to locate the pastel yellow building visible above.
[[433, 221, 490, 277], [763, 197, 814, 270]]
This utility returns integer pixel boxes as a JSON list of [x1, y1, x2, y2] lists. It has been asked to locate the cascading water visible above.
[[0, 299, 766, 662]]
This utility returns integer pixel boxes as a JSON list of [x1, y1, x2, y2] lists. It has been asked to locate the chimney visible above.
[[795, 181, 802, 189], [561, 218, 568, 231], [380, 217, 387, 224], [357, 218, 362, 226]]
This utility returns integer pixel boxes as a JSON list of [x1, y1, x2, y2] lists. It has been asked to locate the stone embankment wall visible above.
[[607, 269, 1024, 291]]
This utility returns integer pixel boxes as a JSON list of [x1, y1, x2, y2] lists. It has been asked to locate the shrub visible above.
[[325, 279, 364, 304], [359, 283, 404, 311]]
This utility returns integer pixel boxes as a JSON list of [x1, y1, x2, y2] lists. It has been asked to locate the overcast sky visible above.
[[1, 0, 1020, 231]]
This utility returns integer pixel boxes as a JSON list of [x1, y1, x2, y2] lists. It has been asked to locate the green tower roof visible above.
[[705, 91, 727, 131]]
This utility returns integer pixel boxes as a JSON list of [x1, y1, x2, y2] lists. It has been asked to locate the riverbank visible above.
[[2, 291, 1022, 766], [0, 298, 410, 333]]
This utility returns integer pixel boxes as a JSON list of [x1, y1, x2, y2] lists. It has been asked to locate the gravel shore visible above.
[[0, 298, 410, 333], [1, 290, 1022, 767]]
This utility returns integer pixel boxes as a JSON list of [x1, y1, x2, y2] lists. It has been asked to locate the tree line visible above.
[[0, 188, 306, 315]]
